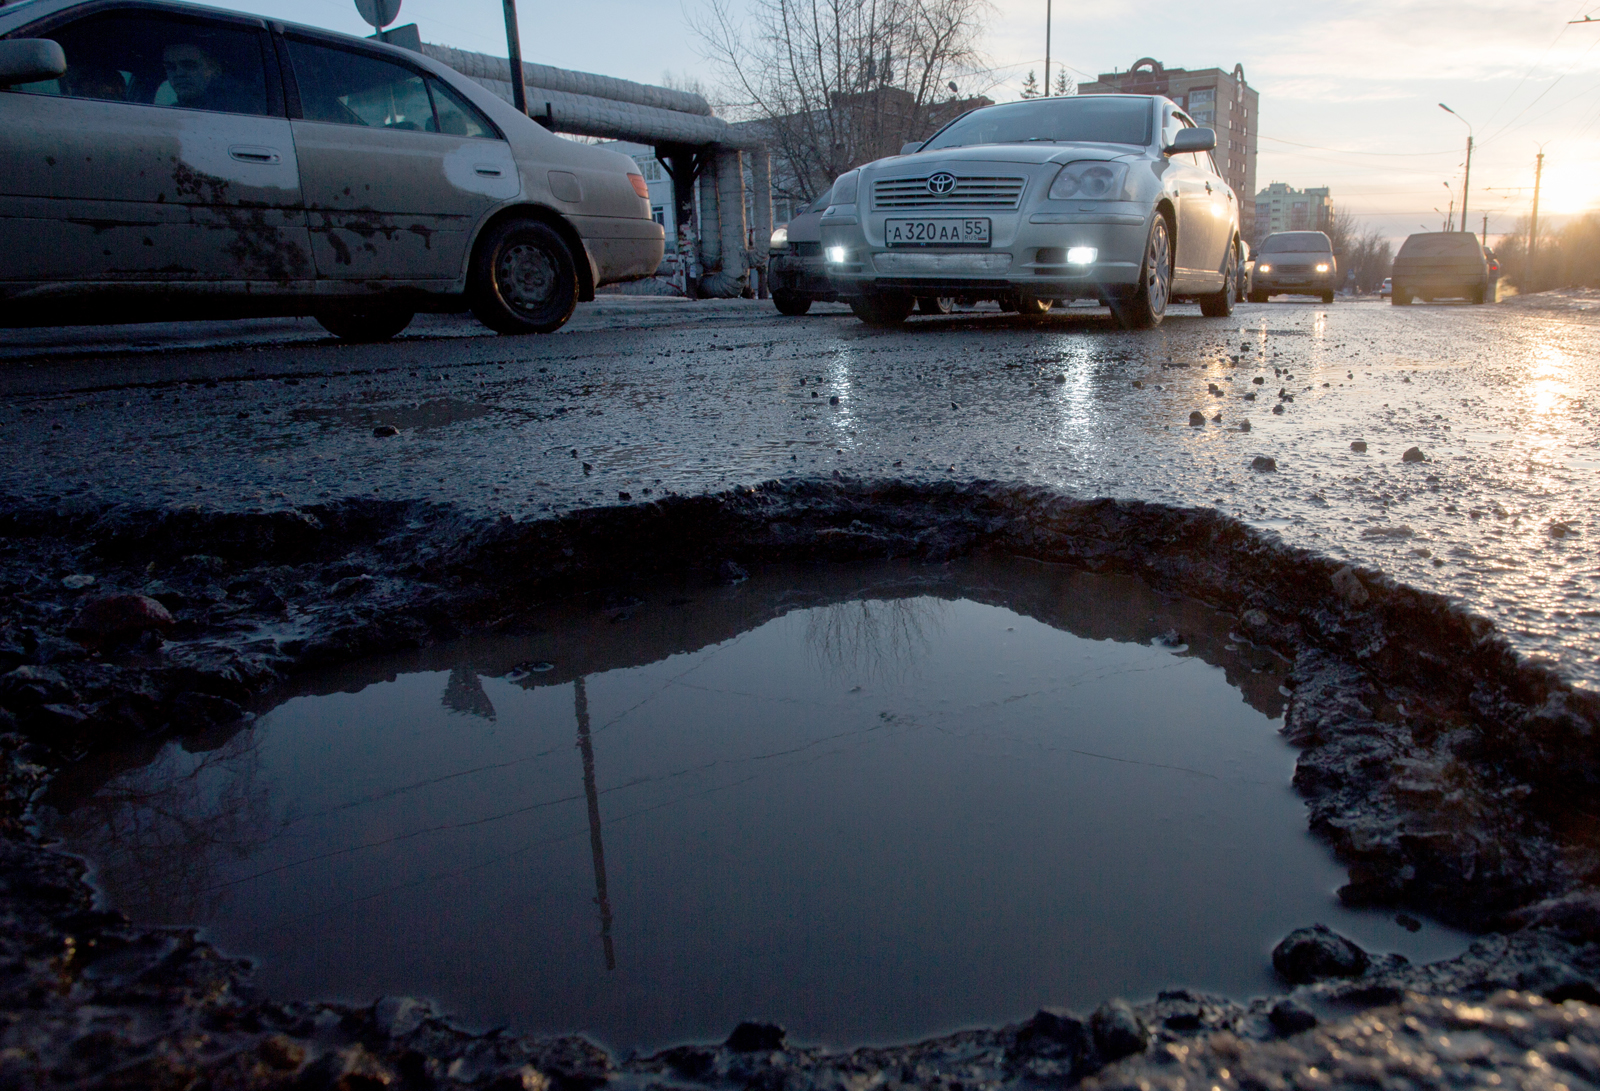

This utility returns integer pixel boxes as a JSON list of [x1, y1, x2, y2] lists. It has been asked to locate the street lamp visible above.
[[1439, 103, 1473, 233]]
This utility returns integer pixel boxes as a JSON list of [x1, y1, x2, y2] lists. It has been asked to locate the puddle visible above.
[[290, 397, 493, 431], [40, 559, 1469, 1052]]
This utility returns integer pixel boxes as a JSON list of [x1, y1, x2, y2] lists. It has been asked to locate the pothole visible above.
[[40, 557, 1471, 1052]]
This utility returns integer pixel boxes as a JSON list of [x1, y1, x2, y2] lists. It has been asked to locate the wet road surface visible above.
[[1, 296, 1596, 686]]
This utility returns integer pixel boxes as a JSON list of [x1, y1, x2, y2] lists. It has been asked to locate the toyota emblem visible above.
[[926, 172, 957, 195]]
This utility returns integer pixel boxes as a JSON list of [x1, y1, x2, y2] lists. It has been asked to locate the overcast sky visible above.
[[200, 0, 1600, 244]]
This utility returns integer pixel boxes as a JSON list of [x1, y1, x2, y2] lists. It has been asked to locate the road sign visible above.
[[355, 0, 401, 29]]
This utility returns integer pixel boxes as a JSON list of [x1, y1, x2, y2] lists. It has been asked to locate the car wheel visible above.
[[1110, 215, 1172, 330], [916, 296, 955, 314], [773, 292, 812, 316], [469, 218, 579, 334], [1320, 290, 1335, 304], [1471, 284, 1487, 305], [314, 306, 415, 342], [1200, 248, 1236, 318], [1392, 288, 1412, 306], [1016, 297, 1053, 316], [850, 293, 914, 327]]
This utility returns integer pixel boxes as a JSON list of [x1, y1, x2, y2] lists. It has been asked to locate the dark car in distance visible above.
[[1248, 231, 1337, 303], [1391, 232, 1492, 305], [767, 196, 838, 315]]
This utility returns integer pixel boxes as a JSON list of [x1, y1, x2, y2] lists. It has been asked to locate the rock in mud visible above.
[[1401, 446, 1426, 463], [373, 425, 399, 437], [1013, 1008, 1094, 1073], [1272, 404, 1285, 415], [66, 594, 173, 645], [60, 574, 95, 590], [1238, 419, 1251, 432], [725, 1021, 786, 1052], [1251, 456, 1277, 472], [1330, 566, 1370, 607], [1350, 440, 1368, 452], [1269, 997, 1318, 1035], [373, 995, 432, 1038], [171, 691, 243, 731], [1189, 411, 1206, 426], [1090, 999, 1149, 1060], [1272, 924, 1371, 984]]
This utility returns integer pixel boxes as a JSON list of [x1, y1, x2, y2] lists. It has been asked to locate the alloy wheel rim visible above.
[[1147, 223, 1170, 313], [498, 242, 558, 314]]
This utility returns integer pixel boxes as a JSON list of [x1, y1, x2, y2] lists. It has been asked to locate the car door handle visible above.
[[475, 166, 503, 177], [229, 146, 281, 164]]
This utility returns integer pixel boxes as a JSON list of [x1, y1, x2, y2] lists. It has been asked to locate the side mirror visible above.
[[0, 39, 67, 86], [900, 141, 923, 156], [1163, 127, 1216, 155]]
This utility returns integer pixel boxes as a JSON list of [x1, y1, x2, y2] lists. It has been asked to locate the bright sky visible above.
[[199, 0, 1600, 245]]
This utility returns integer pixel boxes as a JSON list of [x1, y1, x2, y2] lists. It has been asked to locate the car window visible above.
[[1398, 233, 1482, 257], [921, 96, 1152, 150], [5, 10, 272, 116], [427, 77, 496, 138], [286, 37, 434, 130], [1259, 232, 1333, 254]]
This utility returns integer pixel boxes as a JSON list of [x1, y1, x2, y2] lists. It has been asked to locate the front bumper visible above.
[[767, 252, 838, 300], [1253, 268, 1335, 295], [818, 207, 1150, 301]]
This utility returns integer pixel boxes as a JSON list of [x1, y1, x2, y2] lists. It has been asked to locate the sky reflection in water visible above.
[[44, 561, 1470, 1053]]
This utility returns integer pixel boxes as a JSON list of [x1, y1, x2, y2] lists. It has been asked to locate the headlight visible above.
[[770, 226, 789, 250], [830, 171, 859, 206], [1258, 264, 1272, 273], [1048, 161, 1129, 201], [1315, 263, 1330, 273], [827, 246, 849, 263]]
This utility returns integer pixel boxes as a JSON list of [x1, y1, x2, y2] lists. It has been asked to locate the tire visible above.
[[916, 296, 955, 314], [468, 218, 579, 334], [1111, 215, 1172, 330], [314, 306, 414, 342], [773, 292, 812, 316], [1392, 288, 1412, 306], [1199, 246, 1237, 317], [1247, 290, 1268, 304], [850, 293, 914, 327], [1471, 284, 1487, 305], [1015, 297, 1053, 316], [1235, 269, 1249, 303], [1320, 290, 1335, 304]]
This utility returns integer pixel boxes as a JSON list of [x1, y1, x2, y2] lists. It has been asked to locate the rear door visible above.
[[0, 4, 309, 285], [280, 34, 518, 282]]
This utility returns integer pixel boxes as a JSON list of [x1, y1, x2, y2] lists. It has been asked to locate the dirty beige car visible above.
[[0, 0, 663, 339]]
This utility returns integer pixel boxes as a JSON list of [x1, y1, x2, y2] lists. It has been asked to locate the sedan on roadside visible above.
[[818, 93, 1242, 329], [767, 195, 837, 315], [0, 0, 664, 339]]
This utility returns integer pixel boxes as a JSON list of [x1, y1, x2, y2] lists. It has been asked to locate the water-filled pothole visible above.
[[41, 558, 1468, 1052]]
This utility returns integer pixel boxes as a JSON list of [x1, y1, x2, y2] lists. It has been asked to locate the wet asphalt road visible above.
[[1, 295, 1597, 688]]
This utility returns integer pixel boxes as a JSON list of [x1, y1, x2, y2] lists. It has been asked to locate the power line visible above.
[[1482, 33, 1600, 146]]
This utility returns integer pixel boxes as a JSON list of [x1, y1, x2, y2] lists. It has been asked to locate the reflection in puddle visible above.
[[42, 560, 1470, 1052]]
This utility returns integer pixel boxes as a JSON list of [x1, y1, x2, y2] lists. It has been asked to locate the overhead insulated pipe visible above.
[[698, 148, 749, 298]]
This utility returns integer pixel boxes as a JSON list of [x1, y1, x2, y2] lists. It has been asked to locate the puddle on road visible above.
[[41, 559, 1469, 1052], [290, 397, 493, 432]]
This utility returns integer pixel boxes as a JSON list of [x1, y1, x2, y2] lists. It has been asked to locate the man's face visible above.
[[163, 44, 219, 104]]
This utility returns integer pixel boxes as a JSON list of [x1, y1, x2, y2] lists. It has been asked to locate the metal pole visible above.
[[1460, 134, 1472, 232], [1529, 150, 1544, 284], [502, 0, 528, 115], [1043, 0, 1050, 97]]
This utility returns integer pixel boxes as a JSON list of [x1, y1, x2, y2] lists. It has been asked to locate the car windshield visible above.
[[1258, 233, 1332, 254], [1399, 233, 1481, 256], [921, 96, 1152, 151]]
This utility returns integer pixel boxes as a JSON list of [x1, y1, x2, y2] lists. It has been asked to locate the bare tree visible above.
[[1324, 207, 1393, 293], [692, 0, 992, 204]]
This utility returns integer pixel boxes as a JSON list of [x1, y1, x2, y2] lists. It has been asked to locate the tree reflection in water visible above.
[[41, 730, 274, 926], [803, 595, 947, 686]]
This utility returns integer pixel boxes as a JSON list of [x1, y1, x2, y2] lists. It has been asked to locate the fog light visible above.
[[827, 246, 848, 263], [1315, 263, 1330, 273], [1066, 246, 1098, 265], [1258, 264, 1272, 273]]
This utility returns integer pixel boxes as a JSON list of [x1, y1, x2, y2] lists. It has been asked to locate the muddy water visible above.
[[42, 560, 1468, 1051]]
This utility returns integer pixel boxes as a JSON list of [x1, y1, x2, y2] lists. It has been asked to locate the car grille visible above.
[[873, 175, 1027, 210], [791, 241, 821, 257]]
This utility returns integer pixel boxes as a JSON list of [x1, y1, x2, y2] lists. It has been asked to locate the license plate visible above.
[[884, 218, 990, 247]]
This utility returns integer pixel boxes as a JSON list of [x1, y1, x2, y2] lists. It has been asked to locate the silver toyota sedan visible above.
[[0, 0, 663, 339], [819, 94, 1241, 329]]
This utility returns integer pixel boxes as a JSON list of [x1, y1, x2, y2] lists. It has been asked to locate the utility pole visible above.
[[1481, 212, 1488, 245], [502, 0, 528, 115], [1044, 0, 1051, 98], [1439, 103, 1473, 232], [1529, 150, 1545, 283]]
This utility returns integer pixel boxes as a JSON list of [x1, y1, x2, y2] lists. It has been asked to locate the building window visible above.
[[633, 155, 664, 182]]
